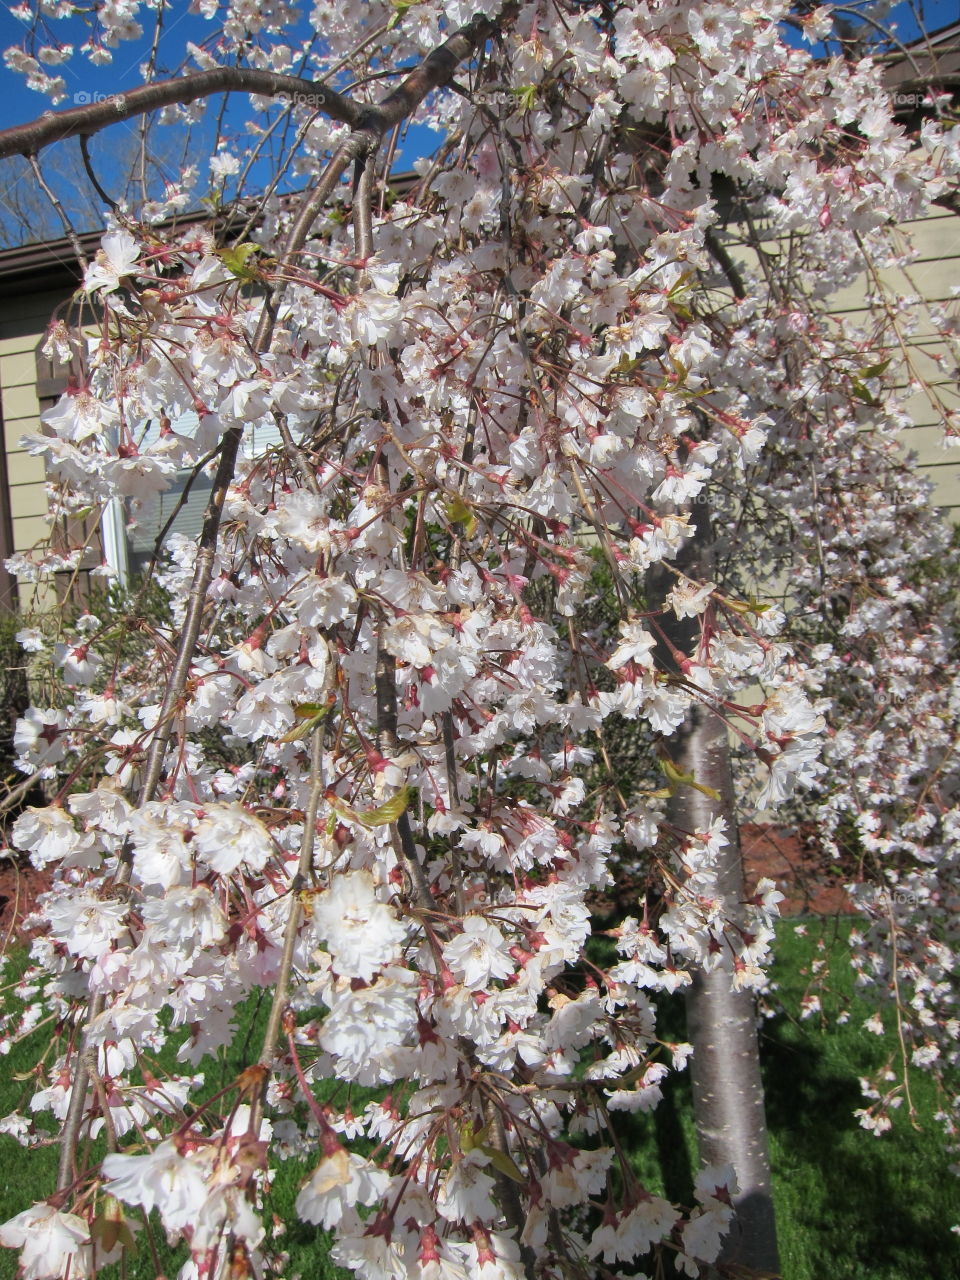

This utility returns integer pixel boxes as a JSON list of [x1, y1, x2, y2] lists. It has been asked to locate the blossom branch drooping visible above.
[[0, 3, 958, 1280]]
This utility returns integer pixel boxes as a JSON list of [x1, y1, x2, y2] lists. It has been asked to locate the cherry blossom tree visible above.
[[0, 3, 957, 1279]]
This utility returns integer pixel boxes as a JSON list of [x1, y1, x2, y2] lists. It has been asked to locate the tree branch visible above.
[[0, 68, 363, 160], [57, 138, 361, 1193], [134, 0, 515, 834], [250, 724, 325, 1135], [353, 150, 376, 263], [132, 137, 357, 813], [78, 134, 118, 213], [705, 228, 746, 301], [375, 3, 519, 129], [2, 4, 520, 163]]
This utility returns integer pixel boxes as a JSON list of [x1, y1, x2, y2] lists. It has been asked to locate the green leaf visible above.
[[690, 778, 722, 801], [278, 703, 331, 743], [445, 496, 476, 536], [613, 354, 640, 378], [328, 786, 412, 828], [478, 1145, 526, 1183], [293, 702, 329, 720], [387, 0, 416, 28], [726, 596, 772, 615], [851, 381, 879, 407], [659, 758, 721, 801], [357, 787, 412, 827], [216, 242, 261, 281], [667, 273, 695, 317], [460, 1121, 489, 1154], [860, 358, 891, 379], [511, 84, 538, 111]]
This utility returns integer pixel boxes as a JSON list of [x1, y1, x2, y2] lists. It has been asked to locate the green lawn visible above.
[[764, 919, 958, 1280], [623, 917, 959, 1279], [0, 919, 955, 1278]]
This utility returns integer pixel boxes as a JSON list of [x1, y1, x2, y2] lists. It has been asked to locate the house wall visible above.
[[0, 289, 66, 609], [721, 205, 960, 517], [829, 207, 960, 516]]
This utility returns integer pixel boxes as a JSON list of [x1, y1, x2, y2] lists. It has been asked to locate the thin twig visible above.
[[885, 891, 919, 1128], [250, 725, 325, 1133], [78, 136, 118, 214], [375, 628, 433, 909], [26, 154, 88, 269]]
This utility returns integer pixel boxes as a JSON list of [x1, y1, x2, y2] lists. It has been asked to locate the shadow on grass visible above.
[[611, 978, 958, 1280], [759, 1014, 958, 1280]]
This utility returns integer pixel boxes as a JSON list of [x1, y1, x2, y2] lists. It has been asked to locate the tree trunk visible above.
[[668, 704, 780, 1276], [648, 501, 781, 1277]]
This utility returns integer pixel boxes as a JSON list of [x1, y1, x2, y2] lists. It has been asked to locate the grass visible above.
[[622, 917, 959, 1279], [0, 918, 956, 1278], [763, 919, 958, 1280]]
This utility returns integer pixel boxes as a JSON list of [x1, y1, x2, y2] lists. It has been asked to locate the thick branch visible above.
[[705, 228, 746, 301], [0, 68, 362, 160], [375, 4, 519, 129], [2, 5, 519, 163], [647, 504, 780, 1278]]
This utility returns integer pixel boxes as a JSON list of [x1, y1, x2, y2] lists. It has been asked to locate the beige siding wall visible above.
[[726, 209, 960, 518], [0, 296, 62, 562], [0, 212, 956, 604], [832, 209, 960, 516]]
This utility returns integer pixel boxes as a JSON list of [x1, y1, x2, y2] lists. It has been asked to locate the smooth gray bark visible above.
[[668, 705, 780, 1277], [648, 503, 781, 1278]]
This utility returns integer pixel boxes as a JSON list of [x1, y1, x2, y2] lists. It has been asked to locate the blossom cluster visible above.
[[1, 0, 958, 1277]]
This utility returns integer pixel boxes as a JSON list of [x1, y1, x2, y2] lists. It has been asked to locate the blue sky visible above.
[[0, 2, 437, 170], [0, 0, 956, 241], [779, 0, 959, 51], [0, 0, 441, 236], [2, 0, 957, 127]]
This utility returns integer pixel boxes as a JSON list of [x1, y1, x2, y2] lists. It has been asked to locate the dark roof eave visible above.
[[0, 172, 424, 290], [0, 228, 100, 295]]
